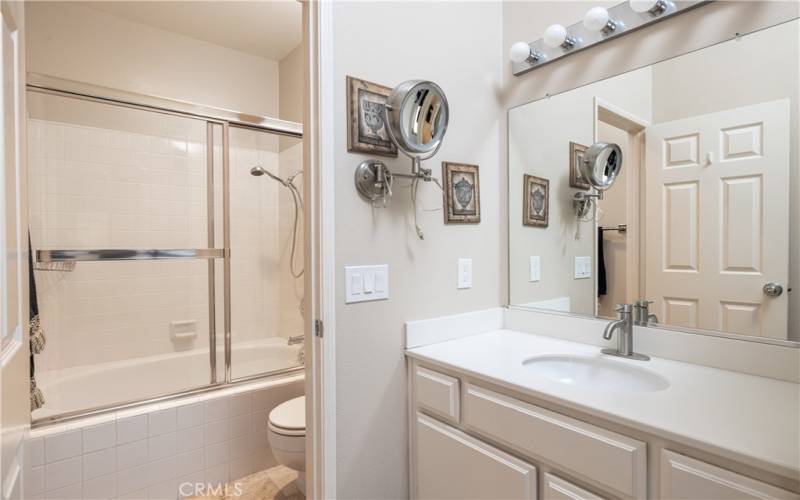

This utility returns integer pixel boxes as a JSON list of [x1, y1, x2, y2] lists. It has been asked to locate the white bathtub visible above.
[[33, 337, 302, 419]]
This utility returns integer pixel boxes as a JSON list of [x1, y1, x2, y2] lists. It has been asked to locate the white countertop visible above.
[[406, 329, 800, 479]]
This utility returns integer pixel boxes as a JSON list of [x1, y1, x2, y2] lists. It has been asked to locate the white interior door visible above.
[[645, 100, 790, 338], [0, 2, 27, 499]]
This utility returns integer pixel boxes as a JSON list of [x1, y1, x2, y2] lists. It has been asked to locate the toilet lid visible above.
[[269, 395, 305, 430]]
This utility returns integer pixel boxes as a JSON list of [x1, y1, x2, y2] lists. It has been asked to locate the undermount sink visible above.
[[522, 354, 670, 392]]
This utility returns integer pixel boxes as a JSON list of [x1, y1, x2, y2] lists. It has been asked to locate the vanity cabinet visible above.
[[660, 450, 798, 500], [408, 360, 799, 500], [415, 413, 538, 499], [543, 473, 605, 500]]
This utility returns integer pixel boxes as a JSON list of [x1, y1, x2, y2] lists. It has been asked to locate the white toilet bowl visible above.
[[267, 395, 306, 495]]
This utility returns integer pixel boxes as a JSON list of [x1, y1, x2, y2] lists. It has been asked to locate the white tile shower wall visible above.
[[29, 119, 301, 380], [24, 376, 304, 500]]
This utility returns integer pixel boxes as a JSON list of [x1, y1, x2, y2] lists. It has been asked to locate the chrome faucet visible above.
[[602, 304, 650, 361], [633, 299, 658, 326]]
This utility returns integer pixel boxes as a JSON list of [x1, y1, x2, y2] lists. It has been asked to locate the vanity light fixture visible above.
[[583, 7, 618, 34], [510, 41, 541, 64], [543, 24, 577, 50], [511, 0, 709, 76], [629, 0, 669, 15]]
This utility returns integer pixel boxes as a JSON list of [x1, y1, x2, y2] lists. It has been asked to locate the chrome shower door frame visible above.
[[28, 75, 303, 427]]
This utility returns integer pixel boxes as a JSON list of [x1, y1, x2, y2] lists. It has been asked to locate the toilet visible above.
[[267, 395, 306, 494]]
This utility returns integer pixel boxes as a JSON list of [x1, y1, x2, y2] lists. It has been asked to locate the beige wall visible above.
[[26, 2, 280, 117], [279, 44, 304, 125], [330, 2, 503, 497]]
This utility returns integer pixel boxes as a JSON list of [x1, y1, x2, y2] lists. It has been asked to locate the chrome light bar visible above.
[[511, 0, 711, 77]]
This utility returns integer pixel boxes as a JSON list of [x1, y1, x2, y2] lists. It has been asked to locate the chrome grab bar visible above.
[[36, 248, 225, 263]]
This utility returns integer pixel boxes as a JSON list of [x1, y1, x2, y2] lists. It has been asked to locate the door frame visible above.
[[303, 1, 337, 498], [1, 0, 28, 498], [593, 98, 649, 314]]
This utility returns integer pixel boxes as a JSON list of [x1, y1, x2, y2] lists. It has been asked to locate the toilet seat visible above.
[[268, 395, 305, 436]]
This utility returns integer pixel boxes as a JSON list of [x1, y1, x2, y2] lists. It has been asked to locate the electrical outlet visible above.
[[530, 256, 541, 282], [458, 258, 473, 289]]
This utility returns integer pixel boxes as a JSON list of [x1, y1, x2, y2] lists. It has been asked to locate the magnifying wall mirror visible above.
[[353, 79, 450, 240], [386, 79, 449, 163]]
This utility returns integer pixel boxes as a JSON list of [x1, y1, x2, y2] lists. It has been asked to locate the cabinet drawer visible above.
[[661, 450, 798, 500], [543, 473, 605, 500], [415, 413, 537, 499], [464, 384, 646, 499], [414, 366, 460, 422]]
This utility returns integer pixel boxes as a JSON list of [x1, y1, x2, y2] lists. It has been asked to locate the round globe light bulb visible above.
[[510, 42, 532, 63], [543, 24, 568, 48], [629, 0, 661, 13], [583, 7, 610, 31]]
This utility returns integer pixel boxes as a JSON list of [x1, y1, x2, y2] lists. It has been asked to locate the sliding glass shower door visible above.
[[27, 84, 302, 422]]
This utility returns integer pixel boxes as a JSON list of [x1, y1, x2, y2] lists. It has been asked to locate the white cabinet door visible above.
[[415, 413, 537, 499], [543, 473, 605, 500], [661, 451, 799, 500], [644, 100, 790, 338]]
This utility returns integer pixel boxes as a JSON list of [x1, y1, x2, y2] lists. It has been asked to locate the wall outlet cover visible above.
[[529, 256, 541, 282], [458, 258, 473, 289]]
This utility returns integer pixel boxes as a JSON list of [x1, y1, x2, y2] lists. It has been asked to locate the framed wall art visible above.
[[442, 162, 480, 224], [347, 76, 397, 157], [569, 141, 590, 190], [523, 174, 549, 227]]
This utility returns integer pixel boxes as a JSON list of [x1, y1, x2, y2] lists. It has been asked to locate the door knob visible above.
[[763, 282, 784, 297]]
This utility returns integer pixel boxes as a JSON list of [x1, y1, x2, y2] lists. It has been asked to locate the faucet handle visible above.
[[614, 304, 632, 315]]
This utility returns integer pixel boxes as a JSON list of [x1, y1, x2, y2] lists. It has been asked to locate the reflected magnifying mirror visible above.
[[579, 142, 623, 192]]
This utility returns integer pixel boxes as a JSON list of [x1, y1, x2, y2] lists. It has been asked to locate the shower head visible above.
[[250, 165, 288, 186]]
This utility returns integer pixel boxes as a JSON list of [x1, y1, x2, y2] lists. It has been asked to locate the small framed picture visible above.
[[523, 174, 549, 227], [442, 162, 480, 224], [569, 141, 590, 190], [346, 76, 397, 157]]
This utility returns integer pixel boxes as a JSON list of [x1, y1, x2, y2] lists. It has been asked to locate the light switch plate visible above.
[[458, 258, 472, 289], [575, 256, 592, 279], [345, 265, 389, 303], [529, 256, 541, 282]]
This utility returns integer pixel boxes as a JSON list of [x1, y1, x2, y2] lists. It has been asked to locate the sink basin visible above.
[[522, 355, 670, 392]]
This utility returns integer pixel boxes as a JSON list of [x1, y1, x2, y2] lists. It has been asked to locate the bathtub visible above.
[[33, 337, 302, 420], [26, 370, 305, 499]]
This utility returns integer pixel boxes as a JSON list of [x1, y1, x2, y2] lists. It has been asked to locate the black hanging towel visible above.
[[29, 236, 45, 410], [597, 227, 607, 297]]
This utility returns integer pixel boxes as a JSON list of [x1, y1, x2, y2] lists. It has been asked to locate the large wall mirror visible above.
[[508, 19, 799, 344]]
